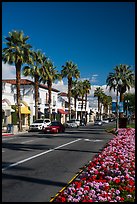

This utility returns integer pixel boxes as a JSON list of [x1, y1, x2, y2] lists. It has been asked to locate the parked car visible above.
[[102, 118, 109, 124], [43, 121, 65, 133], [80, 118, 86, 126], [66, 119, 78, 128], [69, 119, 80, 127], [29, 118, 51, 131], [94, 119, 102, 126]]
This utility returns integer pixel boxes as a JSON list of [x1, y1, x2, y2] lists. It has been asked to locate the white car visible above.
[[66, 119, 78, 128], [94, 120, 103, 126], [102, 119, 109, 124], [29, 118, 51, 131]]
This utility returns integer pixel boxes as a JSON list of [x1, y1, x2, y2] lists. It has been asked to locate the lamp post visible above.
[[113, 79, 122, 131]]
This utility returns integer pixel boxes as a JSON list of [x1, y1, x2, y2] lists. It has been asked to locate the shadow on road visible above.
[[2, 172, 67, 188]]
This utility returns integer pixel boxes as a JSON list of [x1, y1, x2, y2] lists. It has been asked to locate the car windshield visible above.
[[44, 119, 50, 123], [67, 120, 75, 123], [33, 120, 43, 123], [50, 122, 60, 126]]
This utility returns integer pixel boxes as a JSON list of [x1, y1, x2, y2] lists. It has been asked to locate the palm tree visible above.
[[94, 87, 104, 120], [23, 50, 45, 120], [2, 30, 32, 131], [106, 64, 135, 118], [71, 80, 82, 119], [61, 61, 80, 120], [83, 80, 91, 124], [101, 94, 112, 118], [40, 59, 62, 120]]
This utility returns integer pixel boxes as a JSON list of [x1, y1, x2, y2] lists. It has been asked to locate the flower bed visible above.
[[52, 128, 135, 202]]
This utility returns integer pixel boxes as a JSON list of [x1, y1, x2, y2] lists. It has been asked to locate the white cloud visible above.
[[2, 62, 32, 80], [2, 62, 16, 79], [2, 62, 134, 108], [52, 80, 68, 93], [90, 74, 98, 84]]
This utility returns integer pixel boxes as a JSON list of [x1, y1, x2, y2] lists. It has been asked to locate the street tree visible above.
[[2, 30, 32, 131], [61, 61, 80, 120], [94, 87, 104, 120], [106, 64, 135, 118], [40, 59, 62, 120], [23, 50, 45, 120]]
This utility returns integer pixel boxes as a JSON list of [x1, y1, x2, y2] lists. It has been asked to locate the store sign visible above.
[[119, 102, 124, 113], [112, 102, 124, 113], [112, 102, 116, 113]]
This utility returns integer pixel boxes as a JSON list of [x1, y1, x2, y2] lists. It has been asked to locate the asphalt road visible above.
[[2, 122, 115, 202]]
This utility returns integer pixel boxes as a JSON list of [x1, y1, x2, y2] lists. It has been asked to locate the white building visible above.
[[2, 79, 91, 130]]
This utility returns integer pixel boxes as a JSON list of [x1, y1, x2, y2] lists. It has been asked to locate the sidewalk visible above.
[[2, 130, 28, 137]]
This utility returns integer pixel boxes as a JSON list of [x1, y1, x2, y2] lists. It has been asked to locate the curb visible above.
[[50, 166, 87, 202], [2, 133, 14, 136], [2, 131, 28, 136]]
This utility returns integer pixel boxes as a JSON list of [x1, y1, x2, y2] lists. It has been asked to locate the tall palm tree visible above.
[[83, 80, 91, 124], [2, 30, 32, 131], [77, 80, 86, 121], [71, 80, 82, 119], [94, 87, 104, 120], [101, 94, 112, 118], [23, 50, 45, 120], [40, 59, 62, 120], [61, 61, 80, 120], [106, 64, 135, 118]]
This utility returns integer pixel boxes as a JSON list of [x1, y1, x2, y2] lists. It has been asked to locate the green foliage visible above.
[[11, 105, 18, 125]]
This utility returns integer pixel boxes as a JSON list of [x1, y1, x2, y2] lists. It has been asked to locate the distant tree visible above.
[[83, 80, 91, 124], [94, 87, 104, 119], [40, 59, 62, 120], [61, 61, 80, 120]]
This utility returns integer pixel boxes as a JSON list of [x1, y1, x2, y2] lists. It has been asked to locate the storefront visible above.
[[2, 98, 15, 129]]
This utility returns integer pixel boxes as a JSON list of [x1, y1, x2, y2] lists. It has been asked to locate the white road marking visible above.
[[20, 140, 35, 144], [84, 139, 103, 142], [2, 138, 82, 171]]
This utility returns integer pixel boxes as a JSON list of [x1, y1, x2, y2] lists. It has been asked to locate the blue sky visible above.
[[2, 2, 135, 86]]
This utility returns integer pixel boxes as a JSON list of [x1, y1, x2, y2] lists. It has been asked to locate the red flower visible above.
[[84, 186, 90, 191], [115, 178, 120, 184], [120, 197, 124, 201], [61, 197, 66, 202], [129, 179, 134, 186]]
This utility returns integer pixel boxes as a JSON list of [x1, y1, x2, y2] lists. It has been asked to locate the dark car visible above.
[[43, 121, 65, 133]]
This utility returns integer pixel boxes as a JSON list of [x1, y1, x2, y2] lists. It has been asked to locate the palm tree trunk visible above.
[[48, 80, 52, 120], [68, 78, 72, 120], [74, 96, 77, 119], [16, 62, 22, 131], [81, 95, 84, 121], [35, 76, 39, 120], [98, 97, 100, 119], [85, 93, 87, 124], [119, 92, 124, 118]]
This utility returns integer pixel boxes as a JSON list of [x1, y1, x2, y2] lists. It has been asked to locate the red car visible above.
[[43, 121, 65, 133]]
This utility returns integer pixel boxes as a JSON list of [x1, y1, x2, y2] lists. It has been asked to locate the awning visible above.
[[58, 109, 68, 114], [21, 107, 31, 114], [2, 106, 15, 112]]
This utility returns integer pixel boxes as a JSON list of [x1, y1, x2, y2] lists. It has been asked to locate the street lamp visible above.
[[113, 79, 122, 131]]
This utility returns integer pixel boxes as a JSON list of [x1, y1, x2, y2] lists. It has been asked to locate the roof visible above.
[[39, 83, 60, 92], [2, 79, 33, 85], [2, 79, 60, 92], [59, 92, 68, 97]]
